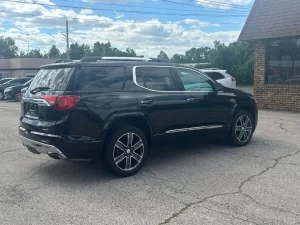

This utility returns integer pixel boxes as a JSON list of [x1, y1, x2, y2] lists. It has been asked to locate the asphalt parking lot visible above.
[[0, 101, 300, 225]]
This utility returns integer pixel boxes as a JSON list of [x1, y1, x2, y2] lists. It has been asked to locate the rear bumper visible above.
[[20, 136, 67, 159], [19, 127, 103, 159]]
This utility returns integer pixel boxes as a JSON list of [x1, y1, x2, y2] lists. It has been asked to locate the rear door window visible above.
[[76, 67, 125, 91], [204, 72, 225, 81], [135, 67, 176, 91], [28, 67, 75, 92]]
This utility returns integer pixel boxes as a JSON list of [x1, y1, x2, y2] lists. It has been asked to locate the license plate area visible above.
[[25, 102, 39, 119]]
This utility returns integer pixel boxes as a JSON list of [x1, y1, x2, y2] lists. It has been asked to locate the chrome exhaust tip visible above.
[[48, 153, 63, 160]]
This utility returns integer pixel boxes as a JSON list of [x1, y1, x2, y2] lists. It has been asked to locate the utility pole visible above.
[[27, 34, 30, 54], [102, 44, 106, 56], [66, 20, 70, 60]]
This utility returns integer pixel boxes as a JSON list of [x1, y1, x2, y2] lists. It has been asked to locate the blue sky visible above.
[[0, 0, 254, 57]]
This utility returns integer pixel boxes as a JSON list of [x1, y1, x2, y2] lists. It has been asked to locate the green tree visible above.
[[70, 42, 85, 60], [47, 45, 61, 59], [24, 49, 45, 58], [157, 50, 169, 60], [0, 36, 18, 58]]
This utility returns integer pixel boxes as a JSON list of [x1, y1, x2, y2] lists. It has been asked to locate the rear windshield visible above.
[[28, 67, 75, 91], [0, 79, 11, 84]]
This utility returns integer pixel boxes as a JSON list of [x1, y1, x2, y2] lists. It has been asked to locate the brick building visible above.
[[239, 0, 300, 112], [0, 58, 58, 79]]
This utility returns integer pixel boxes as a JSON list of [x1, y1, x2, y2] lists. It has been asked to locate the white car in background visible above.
[[200, 68, 236, 89]]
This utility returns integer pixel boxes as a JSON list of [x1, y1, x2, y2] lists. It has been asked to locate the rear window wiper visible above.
[[30, 86, 51, 94]]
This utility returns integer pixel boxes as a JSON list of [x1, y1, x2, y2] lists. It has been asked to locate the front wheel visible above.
[[228, 110, 254, 147], [104, 126, 148, 177]]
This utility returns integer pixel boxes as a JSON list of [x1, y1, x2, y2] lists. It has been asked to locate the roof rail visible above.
[[80, 56, 103, 62], [80, 56, 171, 63], [202, 68, 220, 70]]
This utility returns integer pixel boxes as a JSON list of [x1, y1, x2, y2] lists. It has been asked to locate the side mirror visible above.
[[215, 82, 223, 92]]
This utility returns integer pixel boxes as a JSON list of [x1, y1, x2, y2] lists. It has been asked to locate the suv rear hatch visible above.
[[21, 65, 77, 136]]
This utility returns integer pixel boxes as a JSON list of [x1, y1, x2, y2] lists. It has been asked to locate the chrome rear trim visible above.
[[166, 125, 223, 134], [20, 136, 67, 159], [22, 97, 50, 106], [19, 127, 61, 138]]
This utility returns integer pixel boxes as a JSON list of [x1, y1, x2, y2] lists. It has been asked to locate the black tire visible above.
[[15, 93, 21, 102], [228, 110, 254, 147], [103, 126, 148, 177], [0, 92, 4, 100]]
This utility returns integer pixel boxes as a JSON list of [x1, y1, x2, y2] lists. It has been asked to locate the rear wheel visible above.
[[228, 110, 254, 147], [104, 126, 148, 177], [15, 93, 21, 102]]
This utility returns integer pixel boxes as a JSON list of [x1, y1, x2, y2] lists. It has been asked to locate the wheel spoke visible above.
[[131, 152, 142, 163], [115, 141, 126, 151], [243, 131, 248, 141], [127, 133, 133, 147], [244, 117, 250, 127], [125, 156, 131, 170], [235, 126, 242, 131], [132, 140, 143, 151], [114, 153, 126, 165], [245, 127, 252, 132], [237, 131, 244, 141]]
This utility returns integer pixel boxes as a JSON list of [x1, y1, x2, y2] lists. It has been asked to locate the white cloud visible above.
[[0, 0, 242, 57], [195, 0, 254, 9]]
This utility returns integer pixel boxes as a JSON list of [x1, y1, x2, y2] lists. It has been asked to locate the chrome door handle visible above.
[[141, 99, 153, 104], [187, 97, 197, 103]]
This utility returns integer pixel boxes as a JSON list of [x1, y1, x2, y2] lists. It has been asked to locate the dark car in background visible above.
[[0, 78, 31, 100], [19, 57, 258, 177], [4, 79, 32, 101], [0, 78, 13, 85]]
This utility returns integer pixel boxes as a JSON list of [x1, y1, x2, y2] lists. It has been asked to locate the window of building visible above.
[[0, 72, 10, 79], [266, 38, 300, 84], [136, 67, 176, 91]]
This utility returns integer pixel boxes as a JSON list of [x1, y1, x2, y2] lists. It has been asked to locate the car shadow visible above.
[[36, 135, 231, 184]]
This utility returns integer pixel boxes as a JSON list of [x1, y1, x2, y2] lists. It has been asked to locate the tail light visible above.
[[231, 77, 236, 82], [41, 95, 80, 110]]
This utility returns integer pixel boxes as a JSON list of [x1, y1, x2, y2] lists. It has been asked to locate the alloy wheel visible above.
[[113, 132, 144, 171], [235, 115, 253, 143]]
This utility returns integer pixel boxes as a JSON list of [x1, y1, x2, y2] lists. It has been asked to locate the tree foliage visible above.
[[157, 50, 169, 60], [0, 36, 18, 58], [3, 37, 254, 84]]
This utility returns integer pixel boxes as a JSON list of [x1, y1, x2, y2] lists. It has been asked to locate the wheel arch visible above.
[[102, 115, 153, 152]]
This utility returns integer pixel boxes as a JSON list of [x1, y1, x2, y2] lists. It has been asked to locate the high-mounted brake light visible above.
[[41, 95, 80, 110]]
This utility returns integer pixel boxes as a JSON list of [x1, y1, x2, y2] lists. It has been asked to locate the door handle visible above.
[[141, 99, 153, 104], [187, 97, 197, 103]]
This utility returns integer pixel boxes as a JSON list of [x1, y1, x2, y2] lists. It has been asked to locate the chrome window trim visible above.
[[132, 65, 216, 93], [166, 125, 223, 134]]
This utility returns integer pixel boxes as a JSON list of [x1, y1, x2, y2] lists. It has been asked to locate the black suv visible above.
[[19, 57, 258, 176], [0, 77, 31, 100]]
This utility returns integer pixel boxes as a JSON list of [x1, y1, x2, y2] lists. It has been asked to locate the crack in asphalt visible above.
[[158, 150, 300, 225], [0, 147, 24, 155], [199, 205, 259, 225], [276, 121, 288, 132]]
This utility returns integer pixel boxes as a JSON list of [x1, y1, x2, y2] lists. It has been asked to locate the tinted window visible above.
[[204, 72, 225, 81], [10, 79, 30, 85], [0, 79, 12, 84], [176, 68, 214, 92], [28, 68, 75, 91], [136, 67, 176, 91], [76, 67, 125, 91]]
